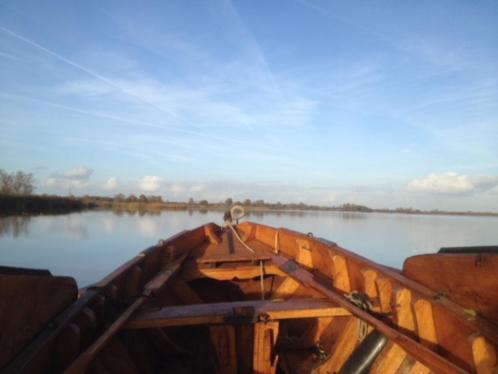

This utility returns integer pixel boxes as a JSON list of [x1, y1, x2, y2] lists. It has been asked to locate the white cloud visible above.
[[103, 177, 118, 190], [169, 184, 185, 195], [189, 184, 205, 193], [63, 166, 93, 180], [139, 176, 163, 192], [46, 166, 94, 190], [45, 177, 57, 187], [408, 172, 498, 194]]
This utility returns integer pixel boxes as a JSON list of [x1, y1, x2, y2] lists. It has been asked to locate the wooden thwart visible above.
[[268, 253, 469, 374], [126, 298, 350, 329], [196, 254, 271, 264]]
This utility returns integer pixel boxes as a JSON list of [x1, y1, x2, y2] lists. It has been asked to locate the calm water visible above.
[[0, 210, 497, 287]]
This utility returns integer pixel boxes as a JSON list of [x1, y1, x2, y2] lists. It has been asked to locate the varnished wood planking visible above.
[[253, 321, 279, 374]]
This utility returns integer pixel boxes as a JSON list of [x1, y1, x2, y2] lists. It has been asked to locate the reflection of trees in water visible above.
[[247, 210, 309, 218], [338, 212, 369, 220], [0, 215, 32, 237], [110, 206, 161, 216]]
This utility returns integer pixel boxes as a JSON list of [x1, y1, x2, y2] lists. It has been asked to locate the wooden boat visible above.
[[1, 220, 497, 373]]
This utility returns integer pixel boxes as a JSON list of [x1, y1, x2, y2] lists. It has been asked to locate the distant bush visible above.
[[0, 169, 35, 195]]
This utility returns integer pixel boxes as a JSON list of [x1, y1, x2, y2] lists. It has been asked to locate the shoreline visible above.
[[1, 195, 497, 218]]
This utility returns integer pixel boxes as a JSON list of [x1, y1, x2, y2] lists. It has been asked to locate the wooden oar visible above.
[[267, 252, 469, 374], [63, 252, 190, 373]]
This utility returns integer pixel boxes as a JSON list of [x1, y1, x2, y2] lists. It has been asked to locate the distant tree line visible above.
[[0, 169, 35, 195], [112, 194, 163, 203]]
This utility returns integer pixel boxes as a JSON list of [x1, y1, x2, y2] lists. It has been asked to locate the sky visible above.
[[0, 0, 497, 211]]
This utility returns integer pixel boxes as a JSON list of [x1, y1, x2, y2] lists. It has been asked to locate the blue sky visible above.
[[1, 0, 497, 210]]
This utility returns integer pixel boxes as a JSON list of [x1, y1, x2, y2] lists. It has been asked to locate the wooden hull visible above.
[[1, 222, 497, 374]]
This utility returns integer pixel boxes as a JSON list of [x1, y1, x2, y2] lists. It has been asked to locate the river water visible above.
[[0, 210, 497, 287]]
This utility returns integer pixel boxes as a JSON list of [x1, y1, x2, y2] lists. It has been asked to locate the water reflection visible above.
[[0, 210, 497, 287], [43, 215, 89, 240], [0, 215, 31, 237]]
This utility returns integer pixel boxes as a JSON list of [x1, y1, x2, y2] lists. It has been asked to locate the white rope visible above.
[[226, 222, 256, 254]]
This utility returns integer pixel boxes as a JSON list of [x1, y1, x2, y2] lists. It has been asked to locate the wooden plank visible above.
[[181, 263, 285, 281], [296, 239, 313, 268], [471, 335, 497, 374], [2, 282, 91, 374], [272, 277, 301, 299], [210, 325, 237, 374], [253, 321, 279, 374], [372, 288, 417, 373], [403, 254, 498, 324], [126, 298, 350, 329], [414, 299, 438, 349], [315, 317, 360, 373], [54, 323, 80, 372], [64, 253, 189, 373], [97, 337, 140, 374], [268, 253, 469, 374], [125, 266, 143, 302], [376, 276, 393, 314], [168, 277, 203, 304], [332, 255, 351, 292], [196, 254, 271, 264], [0, 274, 77, 371]]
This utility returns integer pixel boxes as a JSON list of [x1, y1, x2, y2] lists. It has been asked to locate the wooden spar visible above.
[[126, 298, 351, 329], [181, 262, 285, 281], [195, 254, 271, 264], [2, 289, 100, 374], [63, 251, 190, 374], [267, 252, 469, 374]]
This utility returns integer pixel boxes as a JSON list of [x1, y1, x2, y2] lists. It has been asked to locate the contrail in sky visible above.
[[0, 25, 186, 123]]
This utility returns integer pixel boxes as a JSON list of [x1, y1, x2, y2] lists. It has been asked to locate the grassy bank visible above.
[[0, 195, 97, 215]]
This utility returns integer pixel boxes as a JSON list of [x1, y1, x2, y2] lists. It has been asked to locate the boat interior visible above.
[[1, 221, 497, 374]]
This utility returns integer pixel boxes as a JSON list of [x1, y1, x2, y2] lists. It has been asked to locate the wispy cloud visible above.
[[46, 166, 93, 190], [0, 26, 186, 122], [0, 50, 17, 60], [408, 172, 498, 195]]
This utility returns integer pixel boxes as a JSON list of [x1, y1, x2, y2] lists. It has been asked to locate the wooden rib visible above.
[[97, 337, 140, 374], [414, 299, 438, 349], [409, 299, 439, 374], [362, 269, 378, 298], [409, 361, 433, 374], [205, 224, 221, 245], [362, 269, 380, 312], [76, 307, 97, 349], [395, 288, 416, 332], [181, 263, 285, 281], [370, 342, 409, 374], [210, 325, 237, 374], [471, 335, 497, 374], [126, 298, 350, 329], [373, 288, 417, 374], [253, 321, 279, 374], [268, 253, 468, 374], [331, 255, 351, 292], [125, 266, 143, 302], [296, 239, 313, 268], [168, 277, 203, 304], [54, 323, 80, 372], [272, 277, 301, 299], [315, 317, 360, 373], [375, 276, 393, 314], [63, 253, 189, 373]]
